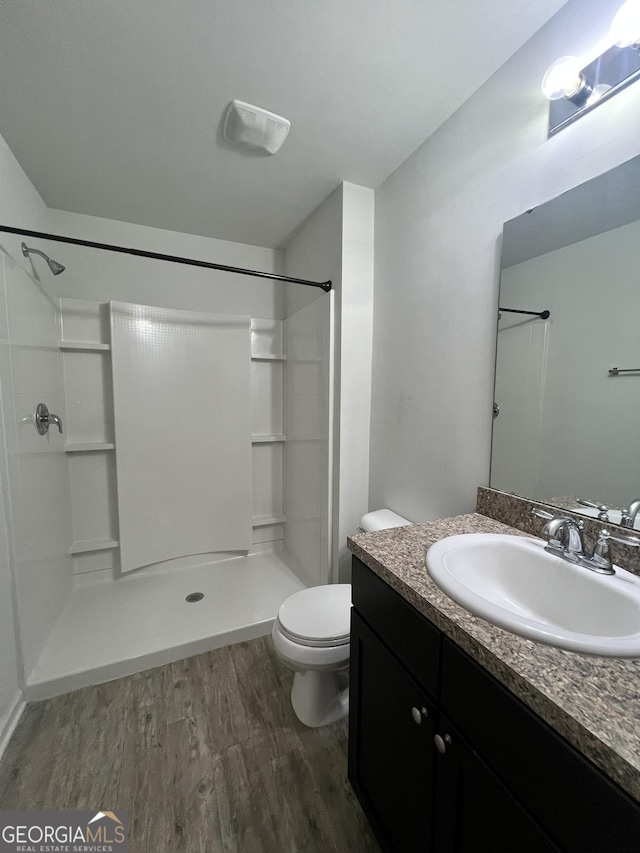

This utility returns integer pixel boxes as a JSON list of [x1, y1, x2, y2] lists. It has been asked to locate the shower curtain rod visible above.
[[0, 225, 332, 292], [499, 307, 550, 319]]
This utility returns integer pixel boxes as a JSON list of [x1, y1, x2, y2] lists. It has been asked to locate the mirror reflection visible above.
[[491, 154, 640, 529]]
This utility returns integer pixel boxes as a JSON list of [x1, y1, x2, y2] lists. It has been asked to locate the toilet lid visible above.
[[277, 584, 351, 645]]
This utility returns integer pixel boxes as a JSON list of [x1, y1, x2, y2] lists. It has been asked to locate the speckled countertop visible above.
[[348, 513, 640, 803]]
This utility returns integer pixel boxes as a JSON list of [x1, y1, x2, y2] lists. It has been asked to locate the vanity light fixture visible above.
[[543, 0, 640, 135], [610, 0, 640, 47], [541, 56, 593, 105]]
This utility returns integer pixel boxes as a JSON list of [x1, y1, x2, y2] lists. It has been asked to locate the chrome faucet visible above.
[[620, 500, 640, 529], [538, 513, 584, 561], [532, 508, 640, 574]]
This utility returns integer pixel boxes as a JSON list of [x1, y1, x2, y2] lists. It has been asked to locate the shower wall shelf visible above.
[[70, 537, 119, 555], [59, 299, 118, 576], [59, 341, 111, 351], [251, 354, 286, 361], [251, 317, 285, 537], [252, 514, 286, 527], [64, 442, 115, 453]]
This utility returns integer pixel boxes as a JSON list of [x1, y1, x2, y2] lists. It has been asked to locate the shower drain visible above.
[[185, 592, 204, 603]]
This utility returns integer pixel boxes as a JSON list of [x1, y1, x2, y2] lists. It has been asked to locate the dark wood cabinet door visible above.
[[349, 610, 437, 852], [441, 638, 640, 853], [433, 713, 560, 853]]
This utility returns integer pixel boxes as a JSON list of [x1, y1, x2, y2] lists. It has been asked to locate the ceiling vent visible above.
[[223, 100, 290, 155]]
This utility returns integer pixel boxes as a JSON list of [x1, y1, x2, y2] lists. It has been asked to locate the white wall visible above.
[[0, 131, 74, 749], [284, 187, 343, 581], [339, 184, 375, 577], [284, 182, 374, 582], [495, 219, 640, 506], [45, 208, 284, 318], [370, 0, 640, 523]]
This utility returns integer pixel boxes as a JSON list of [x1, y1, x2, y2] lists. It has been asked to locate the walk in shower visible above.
[[0, 228, 333, 700]]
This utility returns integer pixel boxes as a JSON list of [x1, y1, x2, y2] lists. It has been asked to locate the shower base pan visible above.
[[25, 547, 306, 701]]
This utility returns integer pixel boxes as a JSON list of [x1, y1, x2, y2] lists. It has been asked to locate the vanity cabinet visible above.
[[348, 556, 640, 853], [431, 711, 557, 853]]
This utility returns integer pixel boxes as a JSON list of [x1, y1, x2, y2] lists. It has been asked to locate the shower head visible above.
[[21, 242, 65, 276]]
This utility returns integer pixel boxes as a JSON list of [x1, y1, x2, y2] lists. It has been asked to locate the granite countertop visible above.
[[348, 512, 640, 802]]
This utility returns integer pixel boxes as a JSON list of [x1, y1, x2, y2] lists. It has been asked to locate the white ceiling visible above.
[[0, 1, 568, 249]]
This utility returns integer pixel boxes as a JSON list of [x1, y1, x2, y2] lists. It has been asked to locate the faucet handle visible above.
[[589, 529, 640, 574], [34, 402, 64, 435], [575, 498, 623, 520], [531, 507, 555, 521], [601, 529, 640, 548]]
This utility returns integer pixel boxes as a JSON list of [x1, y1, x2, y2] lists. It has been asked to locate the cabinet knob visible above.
[[411, 706, 428, 725], [434, 733, 452, 754]]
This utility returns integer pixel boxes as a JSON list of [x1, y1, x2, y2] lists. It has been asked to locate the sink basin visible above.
[[426, 534, 640, 657]]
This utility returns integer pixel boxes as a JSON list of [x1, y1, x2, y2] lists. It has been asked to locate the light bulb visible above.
[[610, 0, 640, 48], [541, 56, 584, 101]]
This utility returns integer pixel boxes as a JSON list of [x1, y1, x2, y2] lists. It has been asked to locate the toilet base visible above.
[[290, 669, 349, 728]]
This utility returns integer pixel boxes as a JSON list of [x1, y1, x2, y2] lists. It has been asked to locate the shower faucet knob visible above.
[[34, 402, 63, 435]]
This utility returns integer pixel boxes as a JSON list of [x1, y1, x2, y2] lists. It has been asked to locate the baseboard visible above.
[[0, 690, 26, 761]]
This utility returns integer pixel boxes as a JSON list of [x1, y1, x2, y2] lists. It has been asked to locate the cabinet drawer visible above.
[[441, 638, 640, 852], [351, 556, 440, 698]]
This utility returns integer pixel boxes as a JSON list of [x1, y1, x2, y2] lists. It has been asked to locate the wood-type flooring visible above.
[[0, 635, 380, 852]]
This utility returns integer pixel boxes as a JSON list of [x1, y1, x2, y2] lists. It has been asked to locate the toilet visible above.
[[272, 508, 412, 727]]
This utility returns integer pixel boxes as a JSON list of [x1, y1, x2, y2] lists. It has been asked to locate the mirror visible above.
[[490, 154, 640, 529]]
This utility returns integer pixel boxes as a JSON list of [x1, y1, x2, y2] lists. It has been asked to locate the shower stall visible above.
[[1, 230, 333, 701]]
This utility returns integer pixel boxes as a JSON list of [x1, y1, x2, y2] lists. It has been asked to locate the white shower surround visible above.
[[19, 288, 331, 699]]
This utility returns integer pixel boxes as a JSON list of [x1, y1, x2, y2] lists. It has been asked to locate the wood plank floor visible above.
[[0, 636, 380, 852]]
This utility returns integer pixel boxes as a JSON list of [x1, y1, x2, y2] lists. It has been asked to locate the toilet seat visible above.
[[277, 622, 350, 648], [276, 584, 351, 648]]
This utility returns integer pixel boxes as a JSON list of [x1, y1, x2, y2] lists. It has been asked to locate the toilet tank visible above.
[[359, 509, 412, 532]]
